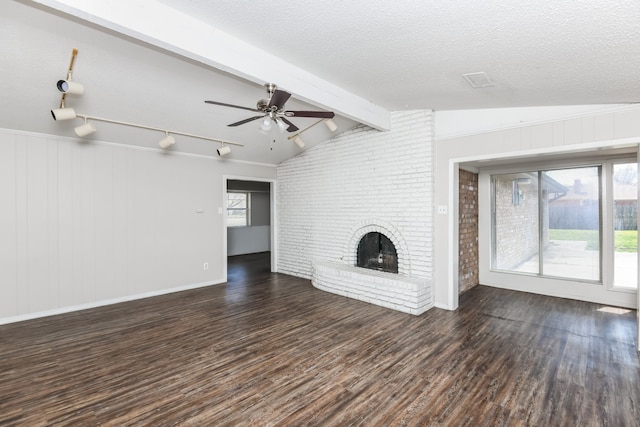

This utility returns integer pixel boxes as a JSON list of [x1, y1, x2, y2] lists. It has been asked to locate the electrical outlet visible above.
[[203, 262, 209, 270], [437, 206, 448, 215]]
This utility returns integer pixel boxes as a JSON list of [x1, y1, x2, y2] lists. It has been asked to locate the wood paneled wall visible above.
[[0, 130, 275, 322]]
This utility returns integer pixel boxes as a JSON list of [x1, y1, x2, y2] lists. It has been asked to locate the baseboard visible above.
[[0, 279, 226, 325]]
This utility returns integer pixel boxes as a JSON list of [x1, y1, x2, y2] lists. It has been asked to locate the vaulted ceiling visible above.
[[2, 0, 639, 164]]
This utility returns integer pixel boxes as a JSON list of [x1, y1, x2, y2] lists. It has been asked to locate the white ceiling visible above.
[[2, 0, 640, 165]]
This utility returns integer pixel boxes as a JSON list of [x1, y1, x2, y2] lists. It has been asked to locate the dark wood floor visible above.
[[1, 252, 638, 426]]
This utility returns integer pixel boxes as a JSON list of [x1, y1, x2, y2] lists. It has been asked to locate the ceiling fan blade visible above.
[[286, 110, 335, 119], [280, 117, 299, 132], [228, 115, 264, 127], [205, 100, 260, 113], [268, 89, 291, 109]]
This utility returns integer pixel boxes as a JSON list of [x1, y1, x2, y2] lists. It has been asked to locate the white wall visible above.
[[276, 110, 433, 285], [433, 104, 640, 309], [0, 129, 276, 323], [227, 226, 270, 256]]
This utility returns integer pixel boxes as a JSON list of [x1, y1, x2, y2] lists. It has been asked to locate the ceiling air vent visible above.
[[462, 72, 495, 88]]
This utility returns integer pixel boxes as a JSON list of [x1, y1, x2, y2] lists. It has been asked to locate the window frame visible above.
[[226, 191, 251, 228]]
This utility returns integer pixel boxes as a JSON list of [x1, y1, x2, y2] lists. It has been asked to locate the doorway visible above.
[[223, 177, 276, 282]]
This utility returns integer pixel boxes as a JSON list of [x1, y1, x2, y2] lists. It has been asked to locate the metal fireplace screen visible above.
[[356, 232, 398, 273]]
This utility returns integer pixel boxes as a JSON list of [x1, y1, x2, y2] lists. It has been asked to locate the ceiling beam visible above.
[[31, 0, 391, 131]]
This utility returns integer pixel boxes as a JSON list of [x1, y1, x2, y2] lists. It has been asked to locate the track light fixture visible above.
[[287, 117, 338, 149], [51, 107, 76, 121], [324, 118, 338, 132], [51, 48, 244, 155], [57, 79, 84, 95], [158, 132, 176, 149], [74, 118, 96, 137], [217, 145, 231, 156]]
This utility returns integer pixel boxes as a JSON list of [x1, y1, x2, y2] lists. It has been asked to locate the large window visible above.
[[613, 161, 638, 289], [492, 166, 601, 282], [227, 192, 250, 227]]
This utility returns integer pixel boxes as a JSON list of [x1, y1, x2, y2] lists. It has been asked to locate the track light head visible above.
[[324, 118, 338, 132], [217, 145, 231, 156], [158, 134, 175, 149], [51, 107, 77, 121], [74, 121, 96, 137], [57, 79, 84, 95], [293, 135, 305, 148]]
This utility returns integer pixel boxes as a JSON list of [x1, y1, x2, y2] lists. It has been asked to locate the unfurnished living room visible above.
[[1, 1, 639, 425]]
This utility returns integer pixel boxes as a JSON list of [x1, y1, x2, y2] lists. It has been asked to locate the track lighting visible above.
[[324, 118, 338, 132], [51, 107, 76, 121], [293, 135, 305, 148], [158, 133, 175, 149], [57, 79, 84, 95], [74, 118, 96, 137], [51, 48, 244, 154]]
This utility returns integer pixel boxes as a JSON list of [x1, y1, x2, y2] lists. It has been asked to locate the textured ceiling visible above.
[[2, 0, 640, 165], [159, 0, 640, 110]]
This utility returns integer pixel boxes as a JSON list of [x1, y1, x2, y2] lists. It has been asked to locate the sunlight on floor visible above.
[[597, 306, 632, 315]]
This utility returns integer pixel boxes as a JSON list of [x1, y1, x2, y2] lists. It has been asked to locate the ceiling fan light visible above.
[[293, 135, 305, 148], [259, 117, 272, 134], [276, 119, 288, 134], [324, 118, 338, 132]]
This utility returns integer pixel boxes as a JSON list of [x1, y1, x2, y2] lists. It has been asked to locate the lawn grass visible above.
[[548, 229, 637, 252]]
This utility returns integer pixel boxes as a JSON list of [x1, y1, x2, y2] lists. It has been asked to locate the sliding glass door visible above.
[[613, 161, 638, 289], [492, 166, 601, 282]]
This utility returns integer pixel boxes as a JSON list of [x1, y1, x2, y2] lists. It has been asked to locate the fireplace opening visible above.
[[356, 232, 398, 273]]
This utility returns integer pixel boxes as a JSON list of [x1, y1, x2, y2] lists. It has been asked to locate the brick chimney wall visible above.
[[459, 169, 479, 294]]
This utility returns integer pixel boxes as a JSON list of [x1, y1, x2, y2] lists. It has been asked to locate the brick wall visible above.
[[276, 111, 433, 312], [458, 169, 479, 294], [494, 174, 539, 270]]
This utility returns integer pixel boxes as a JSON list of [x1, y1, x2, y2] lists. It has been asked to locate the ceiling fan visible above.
[[204, 83, 335, 133]]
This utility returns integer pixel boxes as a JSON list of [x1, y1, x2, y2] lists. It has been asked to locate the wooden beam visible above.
[[31, 0, 391, 131]]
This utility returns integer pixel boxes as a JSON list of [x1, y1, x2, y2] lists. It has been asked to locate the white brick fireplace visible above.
[[276, 110, 434, 315]]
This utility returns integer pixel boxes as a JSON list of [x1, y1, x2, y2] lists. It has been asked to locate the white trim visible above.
[[0, 279, 225, 325], [434, 302, 454, 310], [447, 160, 460, 311], [435, 104, 640, 142]]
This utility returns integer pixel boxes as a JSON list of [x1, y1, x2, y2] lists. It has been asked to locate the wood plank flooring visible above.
[[1, 252, 638, 426]]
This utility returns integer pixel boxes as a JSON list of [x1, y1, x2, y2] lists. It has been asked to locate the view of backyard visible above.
[[493, 162, 637, 288], [548, 229, 638, 252]]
